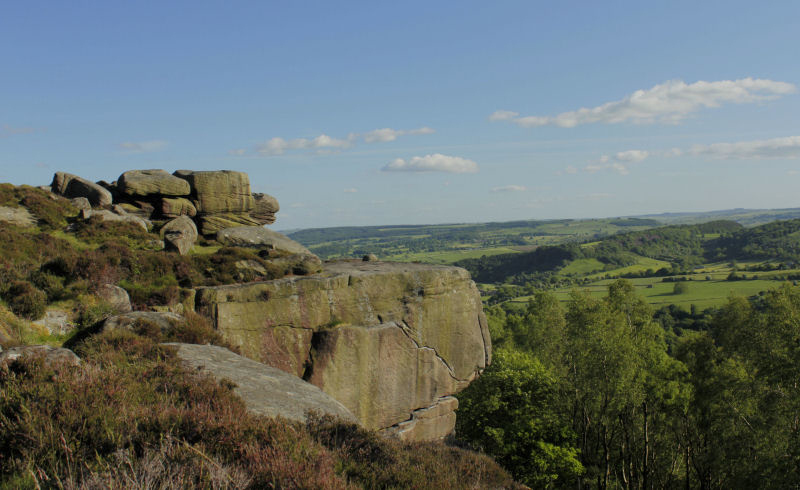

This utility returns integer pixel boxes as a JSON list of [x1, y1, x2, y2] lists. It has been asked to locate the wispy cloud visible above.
[[0, 124, 36, 138], [491, 185, 527, 192], [228, 148, 247, 156], [362, 126, 434, 143], [343, 188, 358, 193], [492, 78, 795, 128], [689, 135, 800, 159], [382, 154, 478, 174], [118, 140, 168, 153], [575, 149, 649, 175], [249, 126, 434, 157]]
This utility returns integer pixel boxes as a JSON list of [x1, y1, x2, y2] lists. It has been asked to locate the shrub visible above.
[[4, 280, 47, 320], [673, 282, 690, 295]]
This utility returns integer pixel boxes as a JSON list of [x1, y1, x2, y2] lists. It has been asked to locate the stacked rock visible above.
[[49, 169, 291, 257]]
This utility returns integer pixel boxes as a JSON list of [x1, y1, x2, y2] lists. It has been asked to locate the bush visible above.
[[673, 282, 690, 295], [4, 280, 47, 320]]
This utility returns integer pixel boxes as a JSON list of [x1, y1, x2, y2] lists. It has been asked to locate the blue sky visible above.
[[2, 1, 799, 230]]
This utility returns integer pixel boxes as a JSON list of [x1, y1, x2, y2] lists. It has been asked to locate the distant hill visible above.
[[455, 218, 800, 285]]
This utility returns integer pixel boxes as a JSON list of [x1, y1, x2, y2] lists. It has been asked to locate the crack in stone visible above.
[[396, 321, 462, 382]]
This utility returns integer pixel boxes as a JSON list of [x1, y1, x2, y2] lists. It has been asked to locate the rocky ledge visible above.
[[195, 260, 491, 441]]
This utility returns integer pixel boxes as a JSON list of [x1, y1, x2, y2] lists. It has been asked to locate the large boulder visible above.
[[165, 343, 357, 424], [51, 172, 113, 207], [216, 226, 312, 255], [160, 216, 198, 255], [251, 193, 279, 225], [173, 170, 255, 214], [97, 284, 132, 313], [195, 261, 491, 440], [117, 169, 191, 198], [0, 345, 80, 368]]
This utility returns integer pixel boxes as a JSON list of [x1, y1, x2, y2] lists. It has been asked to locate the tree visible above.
[[673, 282, 689, 295], [456, 350, 583, 487]]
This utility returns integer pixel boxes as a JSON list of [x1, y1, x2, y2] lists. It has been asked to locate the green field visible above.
[[384, 246, 520, 264], [510, 277, 789, 310]]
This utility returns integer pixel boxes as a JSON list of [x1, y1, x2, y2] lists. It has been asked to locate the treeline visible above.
[[456, 281, 800, 488]]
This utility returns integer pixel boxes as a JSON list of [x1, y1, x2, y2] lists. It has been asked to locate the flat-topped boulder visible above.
[[117, 169, 191, 198], [174, 170, 255, 214], [216, 226, 312, 255], [165, 343, 357, 424], [195, 260, 490, 440]]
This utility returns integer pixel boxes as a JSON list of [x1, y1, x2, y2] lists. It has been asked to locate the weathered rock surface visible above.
[[118, 169, 191, 198], [251, 193, 279, 225], [51, 172, 112, 207], [197, 213, 263, 236], [174, 170, 255, 214], [195, 260, 490, 440], [216, 226, 312, 255], [380, 396, 459, 441], [267, 253, 322, 276], [32, 309, 75, 335], [160, 216, 198, 255], [97, 284, 132, 313], [160, 197, 197, 218], [0, 345, 80, 368], [81, 209, 150, 231], [100, 311, 186, 334], [0, 205, 35, 227], [70, 197, 92, 211], [165, 343, 357, 423]]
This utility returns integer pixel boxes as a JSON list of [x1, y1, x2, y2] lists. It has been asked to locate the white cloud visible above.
[[228, 148, 247, 156], [0, 124, 36, 138], [252, 126, 434, 156], [585, 162, 630, 175], [614, 150, 649, 163], [488, 110, 520, 122], [255, 134, 353, 156], [689, 135, 800, 159], [343, 188, 358, 193], [117, 140, 168, 153], [491, 185, 527, 192], [362, 126, 434, 143], [492, 78, 796, 128], [564, 165, 578, 174], [382, 153, 478, 173]]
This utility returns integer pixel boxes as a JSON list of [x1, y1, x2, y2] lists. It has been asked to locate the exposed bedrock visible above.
[[195, 260, 491, 440]]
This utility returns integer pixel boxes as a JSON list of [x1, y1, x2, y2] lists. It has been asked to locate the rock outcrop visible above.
[[166, 343, 357, 424], [49, 168, 283, 239], [195, 260, 491, 440]]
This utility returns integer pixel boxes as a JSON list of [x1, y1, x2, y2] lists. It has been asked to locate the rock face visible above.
[[160, 197, 197, 218], [117, 169, 191, 198], [100, 311, 186, 334], [216, 226, 312, 255], [166, 343, 357, 424], [195, 260, 491, 440], [82, 209, 150, 231], [51, 172, 113, 207]]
